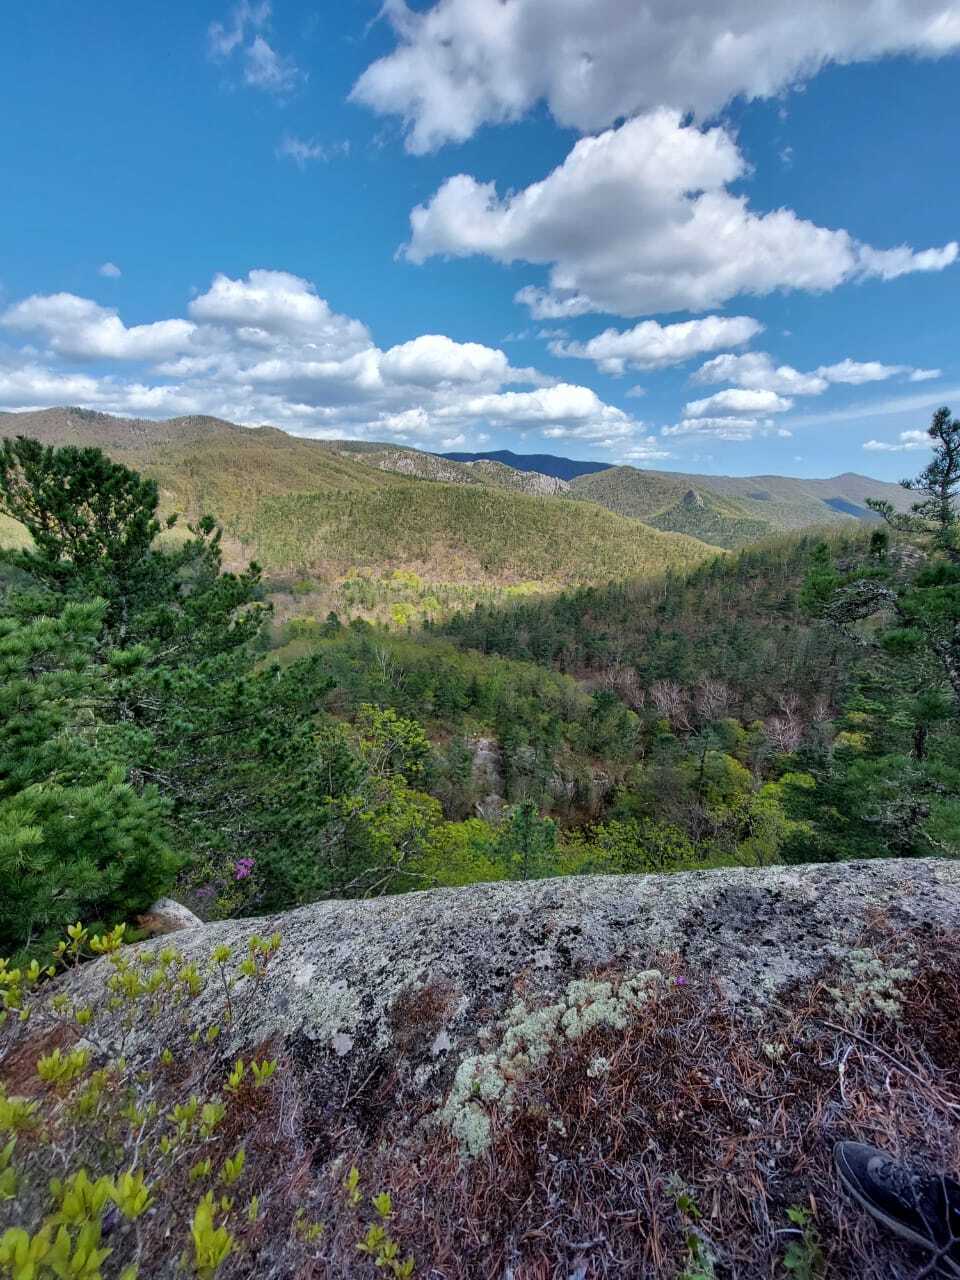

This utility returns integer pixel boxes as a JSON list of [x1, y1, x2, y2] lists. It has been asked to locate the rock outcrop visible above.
[[61, 860, 960, 1068], [8, 859, 960, 1278], [136, 897, 204, 935]]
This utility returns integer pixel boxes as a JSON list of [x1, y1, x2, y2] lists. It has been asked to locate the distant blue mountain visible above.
[[440, 449, 613, 481]]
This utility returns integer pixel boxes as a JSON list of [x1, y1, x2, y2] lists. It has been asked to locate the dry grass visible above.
[[298, 930, 960, 1279], [5, 927, 960, 1279]]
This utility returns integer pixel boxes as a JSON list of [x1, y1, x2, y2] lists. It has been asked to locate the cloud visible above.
[[693, 352, 827, 395], [684, 388, 793, 417], [187, 270, 371, 352], [787, 385, 960, 428], [277, 135, 350, 168], [208, 2, 300, 96], [694, 351, 938, 397], [405, 112, 956, 317], [379, 333, 515, 386], [514, 288, 596, 320], [817, 358, 907, 384], [2, 293, 196, 360], [208, 0, 270, 58], [352, 0, 960, 153], [98, 262, 122, 279], [620, 437, 673, 462], [551, 315, 762, 374], [0, 363, 117, 409], [856, 242, 960, 280], [443, 383, 639, 441], [863, 429, 933, 452], [661, 416, 771, 442], [0, 271, 644, 454], [243, 36, 300, 94]]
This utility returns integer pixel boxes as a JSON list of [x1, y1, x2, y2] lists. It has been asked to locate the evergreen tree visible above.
[[827, 407, 960, 709]]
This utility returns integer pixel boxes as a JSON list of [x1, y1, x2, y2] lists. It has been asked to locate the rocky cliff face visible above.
[[7, 860, 960, 1278], [463, 458, 571, 496]]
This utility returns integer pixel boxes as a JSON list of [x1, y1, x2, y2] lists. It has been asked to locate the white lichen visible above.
[[828, 948, 915, 1022], [440, 970, 662, 1156]]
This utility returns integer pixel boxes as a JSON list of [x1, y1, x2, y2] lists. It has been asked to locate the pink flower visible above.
[[675, 976, 688, 986], [234, 858, 255, 881]]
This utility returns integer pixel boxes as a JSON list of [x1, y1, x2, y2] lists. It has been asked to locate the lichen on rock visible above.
[[828, 946, 917, 1022], [440, 970, 663, 1155]]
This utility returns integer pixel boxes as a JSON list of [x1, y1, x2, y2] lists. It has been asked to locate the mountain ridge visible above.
[[0, 408, 914, 560], [0, 407, 710, 588]]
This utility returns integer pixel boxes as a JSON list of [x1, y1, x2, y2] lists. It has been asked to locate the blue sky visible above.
[[1, 0, 959, 479]]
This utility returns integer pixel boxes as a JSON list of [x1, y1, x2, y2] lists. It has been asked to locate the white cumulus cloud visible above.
[[863, 429, 933, 452], [661, 416, 771, 442], [817, 359, 907, 384], [98, 262, 122, 279], [379, 334, 513, 386], [2, 294, 196, 361], [188, 270, 371, 353], [352, 0, 960, 153], [405, 112, 956, 317], [684, 388, 793, 417], [693, 351, 941, 400], [0, 271, 645, 455], [694, 352, 828, 396], [443, 383, 639, 441], [551, 315, 762, 374]]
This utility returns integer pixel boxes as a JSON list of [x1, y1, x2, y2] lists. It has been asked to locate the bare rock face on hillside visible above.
[[9, 860, 960, 1278], [464, 458, 571, 496]]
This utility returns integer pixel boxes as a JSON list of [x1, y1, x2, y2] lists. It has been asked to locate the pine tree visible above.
[[826, 407, 960, 711]]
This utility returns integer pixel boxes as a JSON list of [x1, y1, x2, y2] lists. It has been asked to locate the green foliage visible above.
[[2, 428, 956, 969], [0, 929, 284, 1280], [781, 1206, 824, 1279], [190, 1195, 234, 1278], [560, 818, 704, 875], [828, 409, 960, 712], [0, 436, 161, 584], [0, 773, 176, 963], [569, 463, 912, 549], [436, 530, 864, 717], [793, 420, 960, 860], [493, 802, 558, 881]]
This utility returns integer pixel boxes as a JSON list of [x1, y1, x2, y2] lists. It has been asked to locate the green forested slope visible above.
[[435, 530, 869, 715], [0, 408, 711, 584], [569, 461, 913, 547]]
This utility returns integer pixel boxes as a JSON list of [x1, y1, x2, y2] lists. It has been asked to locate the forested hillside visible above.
[[435, 530, 863, 713], [0, 409, 709, 592], [569, 462, 914, 547], [2, 408, 957, 971]]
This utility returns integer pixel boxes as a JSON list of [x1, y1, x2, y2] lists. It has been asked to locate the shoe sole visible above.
[[836, 1163, 960, 1277]]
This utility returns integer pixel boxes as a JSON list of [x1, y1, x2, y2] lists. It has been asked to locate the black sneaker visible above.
[[834, 1141, 960, 1276]]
